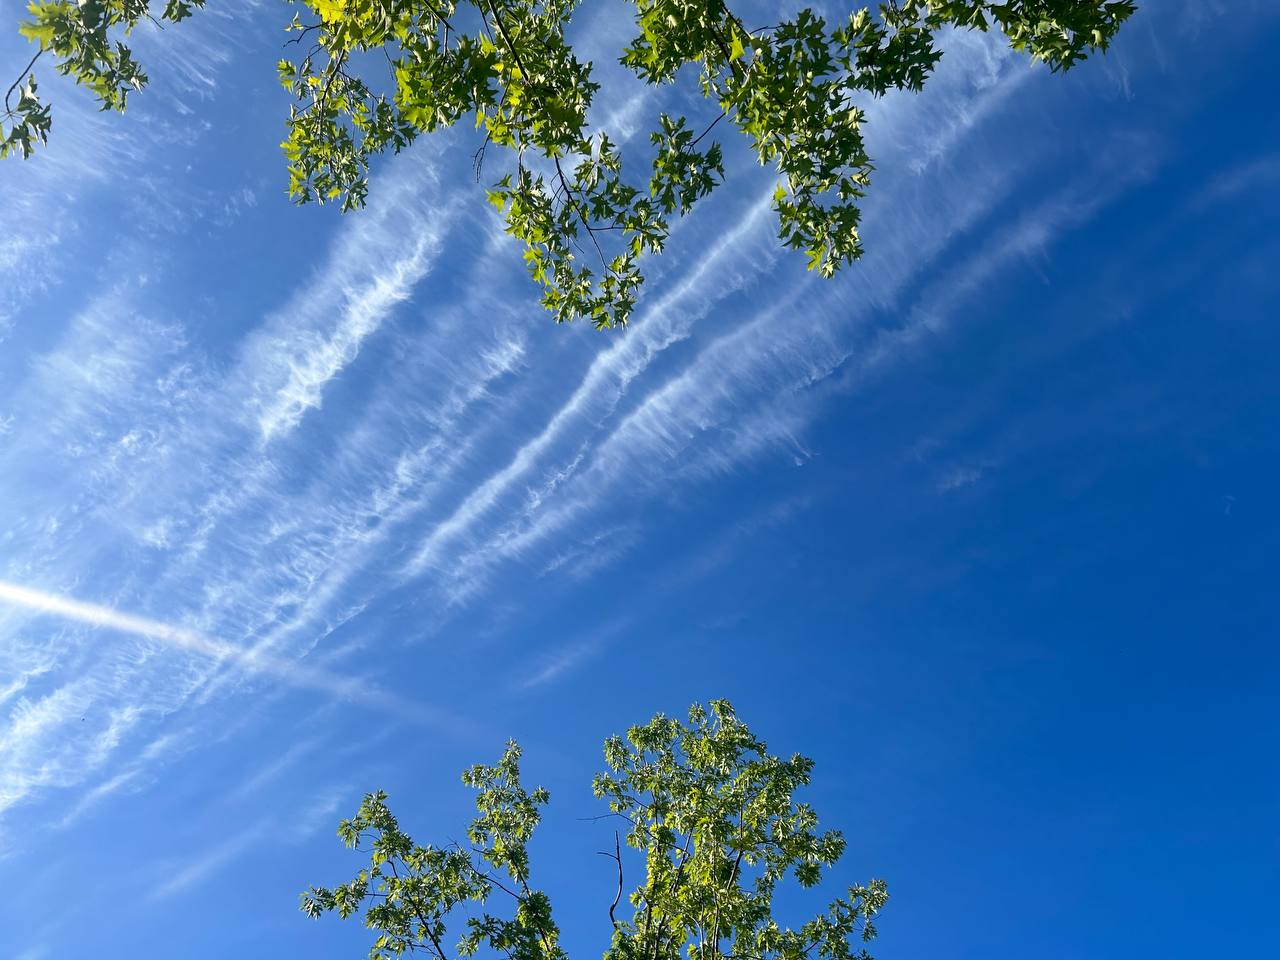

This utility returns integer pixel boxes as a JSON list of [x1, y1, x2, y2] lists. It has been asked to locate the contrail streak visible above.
[[0, 580, 463, 732]]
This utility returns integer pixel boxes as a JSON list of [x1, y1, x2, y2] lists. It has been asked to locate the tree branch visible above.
[[388, 858, 452, 960], [650, 831, 695, 960], [553, 156, 610, 273], [598, 830, 623, 930], [284, 23, 321, 47], [4, 50, 43, 117], [689, 109, 727, 148]]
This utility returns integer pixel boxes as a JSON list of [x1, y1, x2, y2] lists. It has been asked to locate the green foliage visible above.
[[3, 0, 206, 157], [302, 701, 889, 960], [302, 741, 563, 960], [5, 1, 1136, 326]]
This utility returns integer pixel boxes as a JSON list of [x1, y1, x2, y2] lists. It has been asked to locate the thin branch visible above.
[[554, 157, 609, 272], [708, 25, 747, 85], [419, 0, 459, 37], [597, 830, 623, 930], [478, 0, 620, 277], [689, 109, 727, 148], [515, 873, 557, 960], [4, 50, 43, 116], [474, 89, 509, 180], [305, 47, 350, 147], [650, 831, 695, 960], [285, 23, 322, 47], [476, 865, 526, 905], [450, 840, 529, 904], [481, 0, 523, 70], [708, 848, 744, 960], [457, 839, 556, 960], [387, 859, 451, 960], [577, 812, 637, 825]]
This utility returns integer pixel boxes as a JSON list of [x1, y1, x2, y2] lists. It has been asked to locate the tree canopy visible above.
[[4, 1, 1136, 327], [302, 700, 889, 960]]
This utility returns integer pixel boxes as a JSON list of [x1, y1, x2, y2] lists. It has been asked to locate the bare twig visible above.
[[285, 23, 321, 47], [689, 109, 727, 148], [597, 830, 623, 930]]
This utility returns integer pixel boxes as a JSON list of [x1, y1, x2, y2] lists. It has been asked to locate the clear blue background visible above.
[[0, 2, 1276, 957]]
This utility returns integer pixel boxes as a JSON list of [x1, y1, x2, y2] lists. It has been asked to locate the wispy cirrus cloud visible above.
[[0, 149, 469, 826], [387, 30, 1053, 605], [0, 581, 444, 723], [0, 4, 1269, 957], [403, 190, 781, 582], [0, 8, 1173, 864], [2, 26, 1023, 838], [145, 818, 270, 902], [240, 165, 453, 442], [145, 781, 350, 901]]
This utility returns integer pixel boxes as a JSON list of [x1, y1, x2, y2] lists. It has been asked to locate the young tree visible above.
[[302, 700, 889, 960], [4, 2, 1135, 327]]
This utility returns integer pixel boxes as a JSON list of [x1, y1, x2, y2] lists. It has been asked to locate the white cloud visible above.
[[397, 29, 1049, 604], [0, 580, 451, 726], [56, 769, 143, 830], [935, 464, 986, 492], [237, 161, 450, 442], [284, 785, 351, 843], [0, 8, 1165, 849], [146, 819, 269, 901], [404, 189, 780, 582], [146, 781, 351, 901], [224, 739, 320, 805], [0, 148, 484, 833]]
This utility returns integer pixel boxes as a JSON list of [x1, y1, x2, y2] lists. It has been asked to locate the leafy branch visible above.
[[303, 702, 891, 960], [5, 0, 1136, 324]]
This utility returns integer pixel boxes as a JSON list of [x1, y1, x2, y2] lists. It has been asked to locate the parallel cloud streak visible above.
[[0, 581, 451, 728]]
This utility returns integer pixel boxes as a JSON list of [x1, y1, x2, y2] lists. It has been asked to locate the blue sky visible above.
[[1, 1, 1277, 956]]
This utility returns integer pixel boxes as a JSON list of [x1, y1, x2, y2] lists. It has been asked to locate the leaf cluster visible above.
[[301, 741, 564, 960], [302, 701, 889, 960], [593, 700, 886, 960], [3, 0, 205, 158], [5, 0, 1136, 324]]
